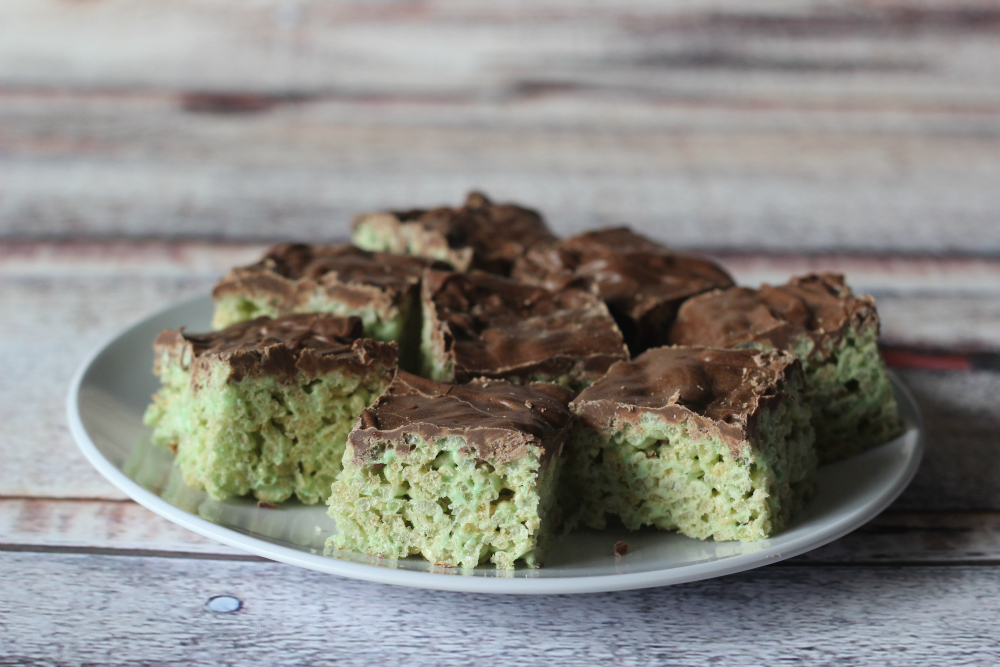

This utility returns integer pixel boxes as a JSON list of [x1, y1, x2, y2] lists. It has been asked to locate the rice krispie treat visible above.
[[420, 269, 629, 391], [351, 191, 556, 275], [143, 314, 398, 504], [327, 372, 575, 569], [512, 227, 734, 353], [211, 243, 434, 368], [565, 346, 816, 542], [668, 274, 903, 462]]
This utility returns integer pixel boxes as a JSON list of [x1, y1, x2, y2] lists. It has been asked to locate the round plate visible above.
[[67, 294, 924, 594]]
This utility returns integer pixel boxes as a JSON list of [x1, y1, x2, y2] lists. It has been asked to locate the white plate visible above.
[[67, 294, 924, 595]]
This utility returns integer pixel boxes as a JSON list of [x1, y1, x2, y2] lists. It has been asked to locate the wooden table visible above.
[[3, 1, 1000, 663]]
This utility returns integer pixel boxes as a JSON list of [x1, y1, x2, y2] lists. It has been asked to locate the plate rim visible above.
[[66, 293, 925, 595]]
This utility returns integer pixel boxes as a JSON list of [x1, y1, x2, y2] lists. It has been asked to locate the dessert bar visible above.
[[566, 346, 816, 541], [211, 243, 432, 368], [327, 372, 575, 569], [420, 269, 629, 391], [512, 227, 734, 353], [352, 191, 555, 275], [669, 274, 903, 462], [144, 314, 397, 504]]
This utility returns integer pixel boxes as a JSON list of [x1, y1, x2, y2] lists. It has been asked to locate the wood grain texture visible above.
[[798, 511, 1000, 565], [0, 275, 213, 499], [4, 497, 999, 566], [0, 498, 245, 557], [1, 0, 999, 252], [2, 91, 999, 252], [2, 552, 1000, 665], [3, 0, 1000, 97], [7, 241, 1000, 292], [894, 369, 1000, 511]]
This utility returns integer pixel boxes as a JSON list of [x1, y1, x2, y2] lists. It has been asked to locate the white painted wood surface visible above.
[[3, 552, 1000, 666], [3, 90, 999, 252], [2, 1, 1000, 252], [5, 497, 1000, 567], [6, 0, 1000, 100]]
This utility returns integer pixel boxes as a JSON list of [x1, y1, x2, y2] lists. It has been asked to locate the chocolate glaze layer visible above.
[[422, 269, 629, 385], [355, 191, 556, 275], [511, 227, 734, 353], [153, 313, 398, 385], [212, 243, 435, 315], [349, 372, 575, 466], [668, 274, 879, 359], [570, 346, 803, 455]]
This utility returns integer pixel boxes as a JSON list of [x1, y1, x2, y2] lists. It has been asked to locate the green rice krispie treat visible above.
[[565, 346, 816, 542], [420, 268, 629, 391], [351, 191, 556, 275], [668, 274, 903, 462], [212, 243, 435, 369], [327, 372, 575, 569], [511, 226, 734, 354], [144, 314, 398, 504]]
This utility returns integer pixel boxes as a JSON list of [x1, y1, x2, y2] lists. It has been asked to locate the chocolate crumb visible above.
[[371, 463, 385, 472], [257, 500, 279, 509], [614, 540, 629, 556], [646, 450, 656, 458]]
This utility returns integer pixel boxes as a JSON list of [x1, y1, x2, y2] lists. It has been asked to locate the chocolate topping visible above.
[[511, 227, 734, 352], [212, 243, 436, 315], [668, 274, 879, 359], [355, 191, 556, 274], [348, 372, 575, 466], [570, 346, 803, 454], [422, 269, 629, 385], [153, 313, 398, 385]]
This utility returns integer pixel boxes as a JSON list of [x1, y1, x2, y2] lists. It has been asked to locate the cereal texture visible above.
[[328, 435, 561, 569], [143, 315, 397, 503], [564, 346, 817, 541], [565, 397, 815, 541], [146, 366, 388, 504], [326, 373, 574, 569]]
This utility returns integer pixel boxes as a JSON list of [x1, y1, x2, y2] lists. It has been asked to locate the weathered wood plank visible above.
[[0, 275, 215, 500], [878, 297, 1000, 354], [894, 369, 1000, 512], [714, 253, 1000, 296], [0, 498, 245, 557], [7, 241, 1000, 293], [2, 551, 1000, 665], [2, 0, 1000, 98], [0, 241, 269, 279], [4, 2, 1000, 251], [2, 92, 1000, 252], [4, 497, 999, 565], [797, 512, 1000, 564]]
